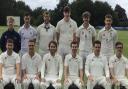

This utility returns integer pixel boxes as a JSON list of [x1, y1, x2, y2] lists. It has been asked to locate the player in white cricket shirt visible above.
[[97, 14, 118, 60], [56, 6, 78, 60], [64, 41, 84, 89], [41, 41, 63, 89], [76, 11, 96, 75], [37, 11, 56, 59], [19, 13, 37, 56], [109, 42, 128, 89], [85, 40, 111, 89], [0, 39, 21, 89], [22, 39, 42, 89]]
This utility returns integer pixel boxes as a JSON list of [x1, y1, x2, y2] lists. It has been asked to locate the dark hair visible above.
[[68, 83, 79, 89], [6, 39, 14, 44], [82, 11, 91, 18], [48, 41, 57, 48], [63, 6, 71, 12], [24, 12, 31, 17], [43, 11, 50, 17], [29, 39, 36, 43], [93, 40, 101, 47], [70, 41, 78, 47], [105, 14, 112, 20], [93, 84, 105, 89], [115, 41, 123, 48]]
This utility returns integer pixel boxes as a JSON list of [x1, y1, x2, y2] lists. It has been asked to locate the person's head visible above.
[[48, 41, 58, 55], [82, 11, 91, 24], [43, 11, 50, 24], [6, 39, 14, 51], [28, 39, 36, 53], [68, 83, 79, 89], [70, 41, 79, 55], [93, 84, 105, 89], [93, 40, 101, 55], [24, 12, 31, 25], [7, 17, 14, 30], [115, 41, 123, 57], [104, 14, 113, 29], [63, 6, 71, 18]]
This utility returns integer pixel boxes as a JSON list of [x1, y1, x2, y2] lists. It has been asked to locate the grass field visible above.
[[0, 26, 128, 57]]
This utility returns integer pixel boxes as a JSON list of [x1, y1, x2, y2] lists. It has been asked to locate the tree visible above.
[[115, 4, 128, 22]]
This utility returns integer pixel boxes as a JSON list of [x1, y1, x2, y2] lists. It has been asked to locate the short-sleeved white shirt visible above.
[[56, 18, 78, 46], [18, 25, 37, 50], [85, 53, 109, 78], [21, 52, 42, 75], [109, 55, 128, 78], [37, 23, 56, 51], [41, 53, 63, 79], [0, 51, 20, 75], [97, 27, 118, 56], [76, 24, 96, 52], [64, 54, 83, 77]]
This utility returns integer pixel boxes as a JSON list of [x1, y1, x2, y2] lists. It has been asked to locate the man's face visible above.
[[93, 44, 101, 54], [43, 14, 50, 24], [71, 44, 78, 54], [63, 11, 71, 18], [115, 44, 123, 55], [28, 42, 35, 52], [49, 43, 57, 54], [6, 43, 14, 51], [8, 19, 14, 29], [83, 16, 90, 24], [104, 18, 112, 28], [24, 16, 31, 24]]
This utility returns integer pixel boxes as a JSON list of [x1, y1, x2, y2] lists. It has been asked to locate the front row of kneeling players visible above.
[[0, 39, 128, 89]]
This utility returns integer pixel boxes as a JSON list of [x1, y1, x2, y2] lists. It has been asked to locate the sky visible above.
[[17, 0, 128, 16]]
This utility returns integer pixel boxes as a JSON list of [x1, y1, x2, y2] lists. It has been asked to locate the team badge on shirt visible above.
[[69, 24, 72, 28], [48, 59, 50, 61], [82, 31, 84, 35]]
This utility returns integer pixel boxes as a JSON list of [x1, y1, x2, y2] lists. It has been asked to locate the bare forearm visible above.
[[64, 66, 68, 79], [56, 32, 60, 44], [80, 69, 83, 80], [0, 64, 3, 77], [16, 64, 20, 76]]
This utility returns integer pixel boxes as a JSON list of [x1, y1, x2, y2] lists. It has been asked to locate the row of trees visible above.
[[0, 0, 128, 27]]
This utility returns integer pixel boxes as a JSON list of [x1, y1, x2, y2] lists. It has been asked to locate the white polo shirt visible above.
[[56, 18, 78, 46], [109, 55, 128, 78], [0, 51, 20, 75], [64, 54, 83, 77], [19, 25, 37, 51], [85, 53, 109, 78], [41, 53, 63, 80], [21, 52, 42, 75], [37, 23, 56, 51], [76, 24, 96, 52], [98, 27, 118, 56]]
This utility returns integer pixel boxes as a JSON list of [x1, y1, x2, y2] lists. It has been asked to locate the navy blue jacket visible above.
[[0, 29, 21, 53]]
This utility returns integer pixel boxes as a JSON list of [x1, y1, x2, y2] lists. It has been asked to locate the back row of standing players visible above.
[[0, 6, 128, 89]]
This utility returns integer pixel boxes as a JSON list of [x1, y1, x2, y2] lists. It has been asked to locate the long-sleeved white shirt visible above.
[[109, 54, 128, 78], [41, 53, 63, 80], [85, 53, 110, 78]]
